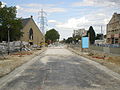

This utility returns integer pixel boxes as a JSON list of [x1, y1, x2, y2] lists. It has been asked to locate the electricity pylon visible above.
[[38, 9, 47, 35]]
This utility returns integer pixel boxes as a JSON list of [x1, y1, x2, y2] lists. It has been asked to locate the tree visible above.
[[73, 35, 81, 44], [0, 2, 23, 42], [66, 37, 73, 44], [96, 34, 103, 40], [86, 26, 96, 44], [45, 28, 60, 43]]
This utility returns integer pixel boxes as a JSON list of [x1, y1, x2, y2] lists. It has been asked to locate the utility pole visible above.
[[8, 29, 10, 54], [38, 9, 47, 35], [7, 24, 10, 55], [101, 25, 104, 40], [101, 25, 102, 34]]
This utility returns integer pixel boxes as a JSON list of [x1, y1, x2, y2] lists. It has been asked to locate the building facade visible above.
[[73, 28, 87, 37], [21, 16, 45, 45], [107, 13, 120, 44]]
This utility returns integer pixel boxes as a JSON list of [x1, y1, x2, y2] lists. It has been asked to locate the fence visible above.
[[68, 44, 120, 55], [89, 45, 120, 55]]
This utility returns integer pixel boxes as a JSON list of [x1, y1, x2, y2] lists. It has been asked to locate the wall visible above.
[[21, 18, 45, 45], [90, 45, 120, 55], [110, 47, 120, 55], [89, 45, 103, 52], [69, 43, 120, 55]]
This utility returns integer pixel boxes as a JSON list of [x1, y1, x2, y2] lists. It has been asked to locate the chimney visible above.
[[114, 12, 117, 15], [113, 12, 117, 18]]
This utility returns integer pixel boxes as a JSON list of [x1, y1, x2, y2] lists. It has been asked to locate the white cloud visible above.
[[1, 2, 6, 7], [97, 13, 105, 16], [16, 4, 67, 14], [25, 3, 55, 8], [18, 3, 67, 13], [16, 5, 22, 10], [24, 8, 39, 13], [18, 7, 66, 14], [104, 19, 110, 24], [72, 0, 94, 7], [46, 8, 66, 13], [52, 12, 110, 35], [55, 17, 89, 29], [72, 0, 118, 7], [48, 20, 57, 23]]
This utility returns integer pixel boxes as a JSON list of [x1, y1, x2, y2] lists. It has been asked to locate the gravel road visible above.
[[0, 47, 120, 90]]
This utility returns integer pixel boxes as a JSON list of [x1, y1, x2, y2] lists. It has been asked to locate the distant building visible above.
[[21, 16, 45, 45], [73, 28, 87, 37], [107, 13, 120, 44]]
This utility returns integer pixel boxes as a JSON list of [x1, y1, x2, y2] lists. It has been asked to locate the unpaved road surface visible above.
[[0, 47, 120, 90]]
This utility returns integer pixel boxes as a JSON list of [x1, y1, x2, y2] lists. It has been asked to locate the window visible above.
[[29, 28, 33, 40], [115, 38, 118, 44]]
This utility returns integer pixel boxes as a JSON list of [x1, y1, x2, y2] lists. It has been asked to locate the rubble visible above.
[[0, 47, 46, 77]]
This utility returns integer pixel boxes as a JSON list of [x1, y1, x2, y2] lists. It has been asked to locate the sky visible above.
[[1, 0, 120, 40]]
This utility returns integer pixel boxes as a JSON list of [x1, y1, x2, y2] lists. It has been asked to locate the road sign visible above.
[[82, 37, 89, 48]]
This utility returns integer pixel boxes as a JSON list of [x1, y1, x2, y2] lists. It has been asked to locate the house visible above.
[[21, 16, 45, 46], [107, 13, 120, 44]]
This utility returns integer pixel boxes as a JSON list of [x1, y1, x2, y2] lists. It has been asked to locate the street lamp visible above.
[[7, 24, 10, 55]]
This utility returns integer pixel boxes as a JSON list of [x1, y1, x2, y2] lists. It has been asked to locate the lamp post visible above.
[[7, 24, 10, 55]]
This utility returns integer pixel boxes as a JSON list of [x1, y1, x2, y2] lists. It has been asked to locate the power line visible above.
[[38, 9, 47, 35]]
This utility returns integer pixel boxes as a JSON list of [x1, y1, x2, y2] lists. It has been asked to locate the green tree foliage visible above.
[[0, 2, 23, 42], [66, 37, 73, 44], [86, 26, 96, 44], [96, 34, 103, 40], [45, 28, 60, 43], [73, 35, 81, 44]]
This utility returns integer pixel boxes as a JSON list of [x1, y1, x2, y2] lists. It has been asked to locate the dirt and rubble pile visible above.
[[0, 48, 46, 77]]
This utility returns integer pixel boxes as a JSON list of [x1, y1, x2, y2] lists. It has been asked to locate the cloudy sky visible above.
[[1, 0, 120, 40]]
